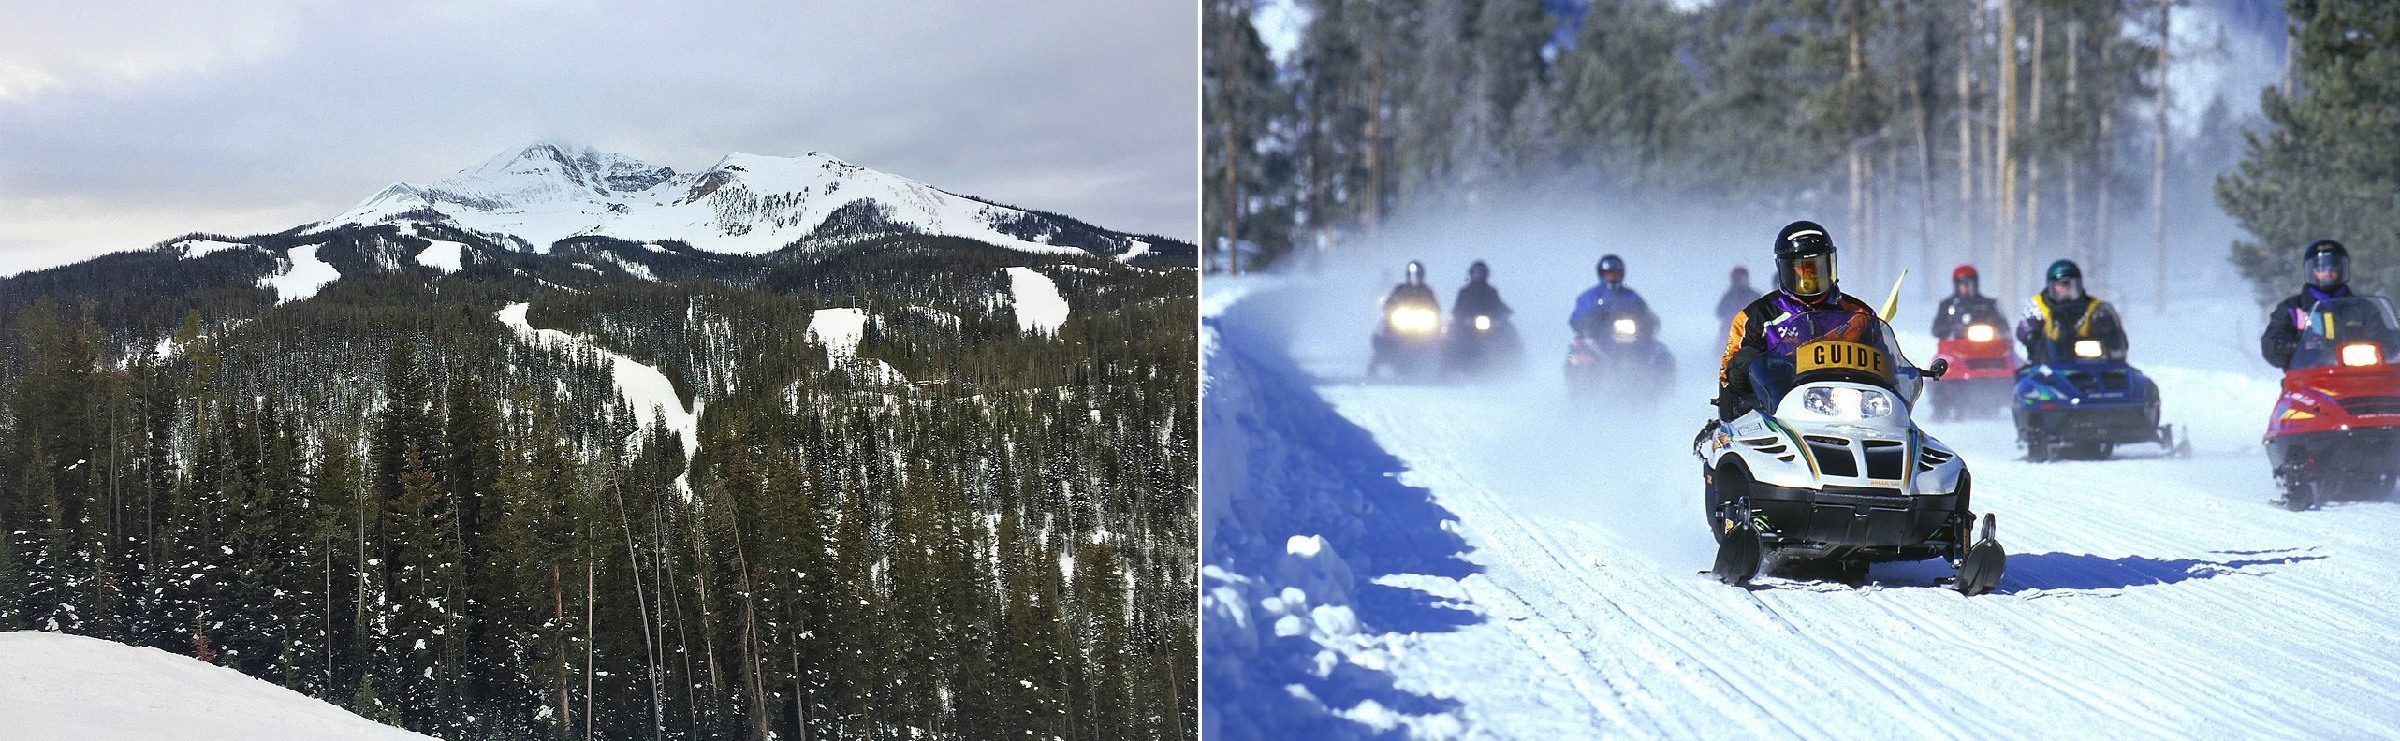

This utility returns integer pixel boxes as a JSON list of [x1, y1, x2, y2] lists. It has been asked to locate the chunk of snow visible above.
[[1004, 267, 1068, 334], [1117, 239, 1152, 262], [1286, 535, 1324, 558], [175, 239, 255, 259], [0, 631, 434, 740], [265, 246, 341, 303]]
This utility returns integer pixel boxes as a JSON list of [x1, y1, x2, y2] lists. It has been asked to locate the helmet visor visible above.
[[2307, 252, 2348, 287], [1779, 252, 1836, 297], [2047, 275, 2083, 301]]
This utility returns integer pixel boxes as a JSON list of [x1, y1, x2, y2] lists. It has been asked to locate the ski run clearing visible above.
[[497, 302, 698, 487], [1203, 275, 2400, 739], [0, 631, 434, 741], [1006, 267, 1070, 334], [266, 245, 342, 304]]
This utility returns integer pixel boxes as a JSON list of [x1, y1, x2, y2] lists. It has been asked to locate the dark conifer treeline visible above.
[[0, 232, 1195, 740]]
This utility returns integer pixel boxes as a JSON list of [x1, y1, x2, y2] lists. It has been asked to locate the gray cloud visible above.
[[0, 0, 1197, 275]]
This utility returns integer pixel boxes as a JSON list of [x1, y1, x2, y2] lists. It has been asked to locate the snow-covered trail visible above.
[[1206, 278, 2400, 738]]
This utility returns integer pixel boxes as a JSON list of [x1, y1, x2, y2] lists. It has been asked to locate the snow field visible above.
[[175, 238, 256, 259], [1205, 274, 2400, 739], [808, 308, 868, 359], [1005, 267, 1070, 334], [0, 632, 433, 740], [265, 245, 341, 303], [414, 239, 464, 272]]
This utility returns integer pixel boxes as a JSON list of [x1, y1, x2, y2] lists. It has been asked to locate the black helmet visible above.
[[2044, 259, 2084, 301], [1597, 254, 1625, 288], [1405, 261, 1426, 286], [1468, 260, 1490, 282], [1773, 221, 1837, 299], [2303, 239, 2349, 289]]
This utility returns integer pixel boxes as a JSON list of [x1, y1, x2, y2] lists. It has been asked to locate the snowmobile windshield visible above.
[[1746, 310, 1914, 409], [2293, 296, 2400, 370]]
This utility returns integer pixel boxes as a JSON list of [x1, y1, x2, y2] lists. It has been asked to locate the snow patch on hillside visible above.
[[1119, 239, 1152, 263], [415, 240, 464, 272], [0, 631, 433, 740], [265, 246, 341, 303], [175, 239, 256, 259], [1005, 267, 1069, 334], [497, 303, 699, 495], [809, 308, 868, 359]]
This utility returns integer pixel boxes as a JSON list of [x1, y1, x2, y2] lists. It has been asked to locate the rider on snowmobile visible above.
[[1453, 260, 1512, 328], [2262, 239, 2357, 369], [1931, 265, 2005, 339], [1569, 254, 1657, 340], [1716, 221, 1878, 421], [1385, 260, 1440, 314], [2015, 259, 2126, 364], [1716, 266, 1759, 325]]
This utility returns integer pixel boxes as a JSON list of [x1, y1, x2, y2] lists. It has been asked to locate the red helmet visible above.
[[1951, 264, 1978, 282]]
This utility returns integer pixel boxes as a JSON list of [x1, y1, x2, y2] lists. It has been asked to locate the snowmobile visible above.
[[1442, 309, 1524, 378], [1369, 296, 1444, 379], [1694, 310, 2004, 595], [1564, 310, 1674, 403], [1927, 312, 2020, 420], [2265, 296, 2400, 511], [2012, 336, 2187, 462]]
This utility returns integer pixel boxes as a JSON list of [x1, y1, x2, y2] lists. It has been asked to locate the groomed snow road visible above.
[[1204, 276, 2400, 739]]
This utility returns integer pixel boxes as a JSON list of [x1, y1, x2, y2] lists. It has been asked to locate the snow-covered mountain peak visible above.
[[313, 142, 1159, 260]]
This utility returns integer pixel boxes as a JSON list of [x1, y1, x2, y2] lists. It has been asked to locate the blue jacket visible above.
[[1570, 283, 1657, 338]]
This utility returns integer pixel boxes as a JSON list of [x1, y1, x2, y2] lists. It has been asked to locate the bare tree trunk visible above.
[[1913, 77, 1936, 299], [1216, 2, 1242, 274], [613, 482, 663, 740], [586, 557, 596, 741], [1959, 4, 1978, 271], [556, 564, 571, 739], [2066, 21, 2082, 263], [1846, 0, 1866, 276], [1363, 3, 1385, 246], [2153, 0, 2172, 310], [1998, 0, 2020, 301], [2025, 14, 2045, 281]]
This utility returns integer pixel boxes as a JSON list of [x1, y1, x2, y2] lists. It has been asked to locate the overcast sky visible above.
[[0, 0, 1197, 276]]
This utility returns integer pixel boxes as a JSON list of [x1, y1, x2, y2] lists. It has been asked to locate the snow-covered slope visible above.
[[1005, 267, 1070, 334], [1205, 276, 2400, 738], [498, 303, 699, 493], [314, 141, 1122, 258], [0, 632, 432, 741]]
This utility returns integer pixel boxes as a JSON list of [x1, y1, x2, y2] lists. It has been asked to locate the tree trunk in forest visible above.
[[585, 558, 595, 741], [1998, 0, 2019, 301], [1960, 5, 1978, 271], [556, 564, 570, 738], [2153, 0, 2171, 310], [2025, 14, 2045, 283], [1216, 3, 1243, 274], [2066, 21, 2082, 263], [1912, 77, 1935, 299]]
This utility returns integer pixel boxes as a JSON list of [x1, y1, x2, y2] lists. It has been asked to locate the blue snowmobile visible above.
[[2010, 262, 2186, 462]]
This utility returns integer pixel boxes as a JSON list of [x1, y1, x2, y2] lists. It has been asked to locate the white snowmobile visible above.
[[1694, 309, 2005, 595]]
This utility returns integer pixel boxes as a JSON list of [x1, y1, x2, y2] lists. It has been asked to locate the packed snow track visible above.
[[1204, 277, 2400, 738]]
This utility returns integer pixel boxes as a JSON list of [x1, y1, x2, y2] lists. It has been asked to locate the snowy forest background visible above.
[[0, 225, 1197, 740], [1206, 0, 2398, 305]]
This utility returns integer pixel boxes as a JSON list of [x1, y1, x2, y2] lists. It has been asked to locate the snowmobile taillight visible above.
[[1802, 386, 1891, 419], [2073, 340, 2104, 358], [1474, 315, 1492, 331], [1612, 318, 1638, 342], [1965, 324, 1996, 342], [1388, 307, 1438, 334], [2340, 342, 2382, 367]]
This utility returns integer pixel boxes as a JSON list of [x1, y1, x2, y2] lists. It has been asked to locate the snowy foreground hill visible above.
[[0, 632, 432, 740], [1204, 274, 2400, 738]]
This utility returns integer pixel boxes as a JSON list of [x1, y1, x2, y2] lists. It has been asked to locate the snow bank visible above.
[[1005, 267, 1069, 334], [414, 240, 464, 272], [0, 632, 432, 740], [265, 245, 341, 303], [1202, 277, 1475, 739], [497, 303, 699, 487]]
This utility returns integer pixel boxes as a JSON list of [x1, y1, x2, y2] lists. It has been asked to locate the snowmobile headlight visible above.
[[1389, 307, 1438, 334], [2073, 340, 2104, 358], [1611, 318, 1638, 342], [1801, 387, 1891, 419], [1474, 315, 1493, 331], [2340, 342, 2382, 367], [1965, 324, 1996, 343]]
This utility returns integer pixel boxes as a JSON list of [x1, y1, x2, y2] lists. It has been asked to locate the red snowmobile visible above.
[[2265, 296, 2400, 510], [1928, 313, 2020, 420]]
